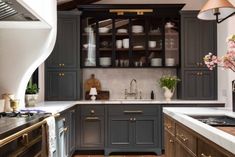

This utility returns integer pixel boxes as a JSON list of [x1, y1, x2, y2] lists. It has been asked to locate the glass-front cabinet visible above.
[[79, 5, 182, 68]]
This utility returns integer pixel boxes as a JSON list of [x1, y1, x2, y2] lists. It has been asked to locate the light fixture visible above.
[[198, 0, 235, 23], [89, 88, 97, 101]]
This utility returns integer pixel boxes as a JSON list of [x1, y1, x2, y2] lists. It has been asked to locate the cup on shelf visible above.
[[134, 61, 139, 67], [120, 59, 124, 67], [116, 40, 123, 49], [124, 60, 129, 67], [165, 58, 175, 66], [148, 41, 157, 48], [115, 59, 119, 67], [151, 58, 162, 66], [122, 38, 129, 48]]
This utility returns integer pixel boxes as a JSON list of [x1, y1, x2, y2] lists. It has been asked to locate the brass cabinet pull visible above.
[[62, 63, 65, 67], [169, 139, 174, 143], [63, 127, 68, 132], [177, 133, 188, 142], [22, 133, 29, 145], [85, 117, 99, 120], [124, 110, 143, 114], [201, 153, 212, 157]]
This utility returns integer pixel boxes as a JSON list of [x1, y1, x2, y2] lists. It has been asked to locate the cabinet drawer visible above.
[[81, 105, 105, 116], [176, 123, 197, 155], [164, 115, 175, 135], [108, 105, 159, 116], [198, 139, 228, 157]]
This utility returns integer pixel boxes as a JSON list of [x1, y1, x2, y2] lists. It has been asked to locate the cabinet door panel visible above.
[[183, 71, 199, 99], [81, 116, 104, 148], [108, 117, 132, 147], [164, 131, 175, 157], [69, 109, 76, 154], [134, 117, 157, 147], [199, 71, 216, 100], [59, 71, 77, 100], [182, 17, 200, 68], [59, 16, 78, 68], [45, 71, 60, 100]]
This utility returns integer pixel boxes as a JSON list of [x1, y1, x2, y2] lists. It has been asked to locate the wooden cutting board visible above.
[[84, 74, 101, 92]]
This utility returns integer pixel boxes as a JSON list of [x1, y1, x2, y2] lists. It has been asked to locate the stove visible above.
[[0, 111, 34, 118], [191, 115, 235, 127]]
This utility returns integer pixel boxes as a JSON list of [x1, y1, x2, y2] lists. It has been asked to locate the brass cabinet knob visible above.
[[196, 72, 200, 76], [201, 153, 212, 157], [59, 64, 62, 67], [62, 63, 65, 67], [58, 73, 62, 76], [130, 118, 133, 121], [64, 127, 68, 132], [90, 109, 95, 114], [61, 73, 65, 76], [133, 118, 136, 121], [169, 139, 174, 143]]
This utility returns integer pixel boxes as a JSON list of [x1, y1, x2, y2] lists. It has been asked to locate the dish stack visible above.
[[165, 58, 175, 66], [100, 57, 111, 67], [151, 58, 162, 66], [132, 25, 144, 33]]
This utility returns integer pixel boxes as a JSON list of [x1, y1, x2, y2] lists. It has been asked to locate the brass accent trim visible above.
[[85, 117, 99, 120], [0, 119, 46, 147], [123, 110, 143, 114], [109, 9, 153, 15]]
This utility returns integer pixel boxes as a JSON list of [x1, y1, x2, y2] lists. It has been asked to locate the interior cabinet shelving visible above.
[[78, 4, 184, 68]]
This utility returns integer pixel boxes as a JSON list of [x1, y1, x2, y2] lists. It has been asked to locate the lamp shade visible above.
[[89, 88, 97, 95], [198, 0, 235, 20]]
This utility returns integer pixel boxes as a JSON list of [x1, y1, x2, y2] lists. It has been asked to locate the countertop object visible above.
[[163, 107, 235, 155], [84, 74, 101, 92]]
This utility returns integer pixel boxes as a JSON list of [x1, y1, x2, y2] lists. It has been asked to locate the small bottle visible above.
[[151, 91, 154, 100]]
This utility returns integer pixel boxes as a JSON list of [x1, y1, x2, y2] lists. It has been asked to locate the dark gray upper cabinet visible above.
[[46, 12, 79, 69], [180, 11, 217, 100], [45, 11, 81, 101], [181, 11, 217, 69], [45, 71, 77, 100]]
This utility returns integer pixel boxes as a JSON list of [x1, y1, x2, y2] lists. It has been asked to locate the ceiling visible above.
[[57, 0, 101, 10]]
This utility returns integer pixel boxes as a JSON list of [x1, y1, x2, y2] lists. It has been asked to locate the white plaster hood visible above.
[[0, 0, 57, 108]]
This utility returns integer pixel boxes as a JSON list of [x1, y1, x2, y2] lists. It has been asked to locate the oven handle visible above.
[[0, 117, 47, 147]]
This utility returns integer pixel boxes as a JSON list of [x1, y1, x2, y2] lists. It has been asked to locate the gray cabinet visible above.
[[46, 12, 79, 69], [45, 11, 81, 101], [106, 105, 162, 155], [68, 109, 76, 156], [80, 105, 105, 149], [180, 11, 217, 100], [45, 71, 77, 100]]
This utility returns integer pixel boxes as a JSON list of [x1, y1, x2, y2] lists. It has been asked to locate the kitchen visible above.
[[0, 0, 235, 157]]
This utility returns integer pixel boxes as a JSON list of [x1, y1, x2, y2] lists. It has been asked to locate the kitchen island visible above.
[[163, 107, 235, 157]]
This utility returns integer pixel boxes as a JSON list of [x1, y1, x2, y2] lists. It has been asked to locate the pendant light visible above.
[[198, 0, 235, 23]]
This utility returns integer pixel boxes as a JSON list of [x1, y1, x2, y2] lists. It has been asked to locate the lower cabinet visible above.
[[56, 107, 77, 157], [80, 105, 105, 149], [106, 105, 162, 155], [164, 114, 234, 157]]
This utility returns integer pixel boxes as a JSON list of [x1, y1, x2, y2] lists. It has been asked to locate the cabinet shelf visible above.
[[99, 48, 112, 51], [149, 48, 162, 51]]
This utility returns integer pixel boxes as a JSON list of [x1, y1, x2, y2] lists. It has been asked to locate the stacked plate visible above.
[[151, 58, 162, 66], [117, 29, 128, 33], [165, 58, 175, 66], [100, 57, 111, 67], [132, 25, 144, 33]]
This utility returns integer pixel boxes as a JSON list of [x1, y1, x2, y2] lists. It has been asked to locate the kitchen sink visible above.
[[191, 115, 235, 127]]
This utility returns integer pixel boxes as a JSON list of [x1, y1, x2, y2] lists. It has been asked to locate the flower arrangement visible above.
[[204, 34, 235, 72], [159, 75, 180, 91]]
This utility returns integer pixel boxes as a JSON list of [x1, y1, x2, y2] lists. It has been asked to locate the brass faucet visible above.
[[125, 79, 138, 99]]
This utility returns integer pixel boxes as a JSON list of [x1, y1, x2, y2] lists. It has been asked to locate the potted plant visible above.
[[159, 75, 180, 101], [25, 78, 39, 107]]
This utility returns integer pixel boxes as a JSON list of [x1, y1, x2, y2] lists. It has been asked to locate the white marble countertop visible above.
[[163, 107, 235, 155], [23, 100, 225, 115]]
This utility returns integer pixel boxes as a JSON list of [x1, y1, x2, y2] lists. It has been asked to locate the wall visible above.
[[217, 0, 235, 109], [83, 69, 176, 100], [0, 0, 57, 108]]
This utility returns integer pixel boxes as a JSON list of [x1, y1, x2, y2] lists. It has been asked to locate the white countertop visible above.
[[23, 100, 225, 115], [163, 107, 235, 155]]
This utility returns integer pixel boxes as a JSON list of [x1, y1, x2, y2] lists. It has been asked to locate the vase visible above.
[[163, 87, 174, 101], [25, 94, 38, 107]]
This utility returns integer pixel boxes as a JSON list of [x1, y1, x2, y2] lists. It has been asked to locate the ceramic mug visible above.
[[116, 40, 122, 49], [122, 38, 129, 48]]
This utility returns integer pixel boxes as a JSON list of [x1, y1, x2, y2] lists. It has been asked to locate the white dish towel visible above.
[[46, 116, 57, 157]]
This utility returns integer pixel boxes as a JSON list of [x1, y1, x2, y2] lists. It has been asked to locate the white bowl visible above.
[[132, 25, 144, 33], [99, 27, 110, 33], [165, 58, 175, 66], [148, 41, 157, 48], [151, 58, 162, 66], [117, 29, 127, 33], [100, 57, 111, 66]]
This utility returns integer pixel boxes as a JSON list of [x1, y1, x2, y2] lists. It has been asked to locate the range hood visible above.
[[0, 0, 38, 21]]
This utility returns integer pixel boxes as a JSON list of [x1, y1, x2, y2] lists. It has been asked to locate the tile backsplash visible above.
[[83, 68, 176, 100]]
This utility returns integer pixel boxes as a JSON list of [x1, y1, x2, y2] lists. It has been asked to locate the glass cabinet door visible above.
[[114, 18, 130, 67], [98, 18, 113, 67], [81, 17, 97, 67], [164, 20, 179, 67]]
